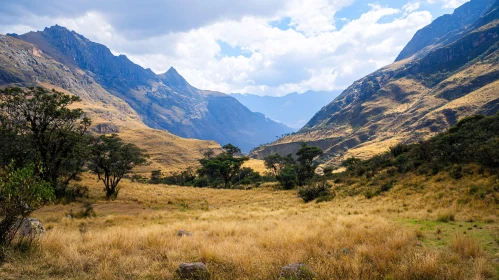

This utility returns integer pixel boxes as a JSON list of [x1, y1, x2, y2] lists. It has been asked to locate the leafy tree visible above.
[[0, 163, 54, 257], [0, 87, 91, 198], [89, 134, 148, 200], [264, 153, 283, 176], [264, 153, 295, 177], [197, 144, 249, 188], [276, 165, 299, 190], [296, 144, 323, 185]]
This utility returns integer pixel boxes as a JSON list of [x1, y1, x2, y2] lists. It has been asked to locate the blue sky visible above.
[[0, 0, 470, 96]]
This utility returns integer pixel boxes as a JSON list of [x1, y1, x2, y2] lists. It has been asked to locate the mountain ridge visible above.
[[250, 0, 499, 165], [12, 26, 293, 152], [0, 34, 220, 172]]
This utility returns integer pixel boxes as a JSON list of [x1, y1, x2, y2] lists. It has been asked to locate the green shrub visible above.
[[277, 165, 299, 190], [449, 164, 463, 179], [298, 180, 332, 203]]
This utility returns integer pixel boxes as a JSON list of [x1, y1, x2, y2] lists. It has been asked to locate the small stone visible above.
[[177, 230, 193, 237], [18, 218, 44, 237], [279, 263, 316, 280], [177, 262, 209, 280]]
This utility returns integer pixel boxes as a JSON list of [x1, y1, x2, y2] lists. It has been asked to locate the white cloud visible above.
[[0, 1, 435, 96], [426, 0, 469, 9]]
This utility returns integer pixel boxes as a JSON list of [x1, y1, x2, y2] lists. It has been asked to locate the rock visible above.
[[18, 218, 44, 237], [177, 230, 193, 237], [92, 122, 120, 134], [279, 263, 316, 280], [177, 262, 209, 280]]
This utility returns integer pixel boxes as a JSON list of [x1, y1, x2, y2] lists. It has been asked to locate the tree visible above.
[[89, 134, 148, 200], [264, 153, 283, 176], [197, 144, 249, 188], [0, 87, 91, 198], [296, 144, 323, 185], [264, 153, 295, 177], [0, 163, 54, 257], [276, 165, 299, 190]]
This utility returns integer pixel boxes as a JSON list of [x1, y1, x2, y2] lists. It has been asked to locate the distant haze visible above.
[[232, 91, 341, 129]]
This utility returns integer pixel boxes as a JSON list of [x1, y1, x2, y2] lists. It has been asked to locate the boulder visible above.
[[177, 230, 193, 237], [18, 218, 44, 237], [279, 263, 316, 280], [177, 262, 209, 280]]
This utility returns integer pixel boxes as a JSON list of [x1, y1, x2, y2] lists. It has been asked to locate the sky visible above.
[[0, 0, 468, 96]]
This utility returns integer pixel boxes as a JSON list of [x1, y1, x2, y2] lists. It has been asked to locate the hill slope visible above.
[[250, 0, 499, 165], [12, 26, 293, 152], [232, 91, 341, 129], [0, 34, 220, 172]]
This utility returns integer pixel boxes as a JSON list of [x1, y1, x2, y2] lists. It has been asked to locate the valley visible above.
[[0, 0, 498, 279]]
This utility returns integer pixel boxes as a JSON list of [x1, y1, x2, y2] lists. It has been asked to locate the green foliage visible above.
[[149, 170, 162, 184], [163, 168, 196, 186], [197, 144, 250, 188], [343, 113, 499, 179], [266, 144, 324, 189], [0, 163, 53, 252], [89, 134, 148, 199], [0, 87, 91, 199], [276, 165, 299, 190], [298, 180, 332, 203]]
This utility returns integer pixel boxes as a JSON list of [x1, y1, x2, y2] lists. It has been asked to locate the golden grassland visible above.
[[0, 172, 498, 280]]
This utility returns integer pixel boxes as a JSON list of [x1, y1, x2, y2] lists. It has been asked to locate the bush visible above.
[[193, 178, 209, 188], [62, 184, 89, 203], [449, 164, 463, 179], [277, 165, 299, 190], [0, 163, 54, 260], [298, 180, 332, 203]]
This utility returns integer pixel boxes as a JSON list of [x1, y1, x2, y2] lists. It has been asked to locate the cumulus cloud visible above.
[[425, 0, 469, 9], [0, 0, 440, 96]]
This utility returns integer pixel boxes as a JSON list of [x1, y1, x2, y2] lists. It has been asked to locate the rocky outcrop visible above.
[[177, 262, 209, 280], [17, 218, 44, 237]]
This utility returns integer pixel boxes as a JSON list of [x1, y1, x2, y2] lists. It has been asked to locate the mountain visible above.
[[11, 25, 293, 152], [0, 34, 220, 172], [396, 0, 496, 61], [250, 0, 499, 165], [232, 91, 342, 129]]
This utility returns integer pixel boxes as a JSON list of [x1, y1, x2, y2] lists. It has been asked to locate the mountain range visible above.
[[232, 91, 341, 129], [250, 0, 499, 165], [5, 26, 293, 153]]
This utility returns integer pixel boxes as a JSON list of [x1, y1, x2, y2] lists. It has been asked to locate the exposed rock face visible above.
[[92, 123, 120, 134], [251, 1, 499, 165], [177, 262, 209, 280], [17, 218, 44, 237], [279, 263, 316, 280], [13, 26, 293, 152], [396, 0, 496, 62]]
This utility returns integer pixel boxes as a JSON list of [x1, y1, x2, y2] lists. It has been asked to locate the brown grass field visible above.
[[0, 171, 498, 279]]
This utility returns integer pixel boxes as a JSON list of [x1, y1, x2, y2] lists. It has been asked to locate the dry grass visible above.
[[0, 172, 497, 279]]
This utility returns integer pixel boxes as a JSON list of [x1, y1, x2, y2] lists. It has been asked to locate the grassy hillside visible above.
[[0, 172, 496, 279], [0, 35, 220, 173], [250, 1, 499, 166]]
